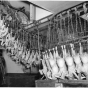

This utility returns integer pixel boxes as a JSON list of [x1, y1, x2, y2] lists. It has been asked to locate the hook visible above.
[[55, 46, 57, 50], [70, 43, 73, 48], [67, 10, 70, 15], [52, 48, 54, 51], [74, 7, 78, 14]]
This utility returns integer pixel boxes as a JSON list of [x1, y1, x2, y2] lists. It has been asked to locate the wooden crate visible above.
[[35, 79, 88, 87], [58, 79, 88, 87], [35, 79, 63, 87]]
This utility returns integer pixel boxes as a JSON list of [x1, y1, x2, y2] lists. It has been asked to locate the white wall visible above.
[[8, 1, 52, 21], [36, 7, 52, 20]]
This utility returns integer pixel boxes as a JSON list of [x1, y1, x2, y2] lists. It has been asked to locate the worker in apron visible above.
[[0, 49, 6, 86]]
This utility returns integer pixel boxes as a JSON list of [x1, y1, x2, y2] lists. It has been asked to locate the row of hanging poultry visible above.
[[39, 40, 88, 80], [1, 1, 88, 77], [38, 2, 88, 80], [0, 17, 41, 72], [0, 2, 44, 73]]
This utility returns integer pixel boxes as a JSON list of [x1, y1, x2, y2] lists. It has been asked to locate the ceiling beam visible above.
[[27, 20, 49, 33]]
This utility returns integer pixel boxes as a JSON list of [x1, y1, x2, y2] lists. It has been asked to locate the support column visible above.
[[30, 4, 36, 22]]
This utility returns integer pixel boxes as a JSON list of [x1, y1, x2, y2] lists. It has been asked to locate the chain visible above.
[[75, 8, 78, 33], [64, 17, 66, 36], [60, 14, 62, 30], [78, 12, 83, 33], [67, 10, 70, 35], [47, 21, 50, 49], [83, 3, 87, 32], [70, 13, 74, 35], [60, 14, 63, 42], [84, 5, 87, 34], [50, 19, 52, 44], [56, 16, 58, 39], [37, 25, 40, 54], [84, 17, 86, 32]]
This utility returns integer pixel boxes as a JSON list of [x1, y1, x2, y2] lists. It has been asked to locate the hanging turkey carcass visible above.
[[79, 42, 88, 79], [56, 45, 68, 79], [48, 48, 59, 79], [39, 52, 50, 79], [70, 43, 84, 79], [64, 44, 79, 80]]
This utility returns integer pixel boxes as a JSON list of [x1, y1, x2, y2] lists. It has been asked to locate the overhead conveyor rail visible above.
[[25, 14, 53, 31]]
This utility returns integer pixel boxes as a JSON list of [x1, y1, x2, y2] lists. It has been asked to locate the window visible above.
[[36, 7, 52, 20]]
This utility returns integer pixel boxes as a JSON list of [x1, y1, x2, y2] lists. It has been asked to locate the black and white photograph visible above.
[[0, 0, 88, 87]]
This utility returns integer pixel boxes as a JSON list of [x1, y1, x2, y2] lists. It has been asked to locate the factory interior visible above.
[[0, 0, 88, 87]]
